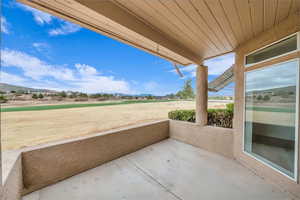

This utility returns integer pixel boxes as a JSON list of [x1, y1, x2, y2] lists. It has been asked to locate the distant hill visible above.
[[246, 85, 296, 95], [0, 83, 55, 93]]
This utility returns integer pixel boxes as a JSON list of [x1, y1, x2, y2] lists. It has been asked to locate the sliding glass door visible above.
[[244, 59, 299, 179]]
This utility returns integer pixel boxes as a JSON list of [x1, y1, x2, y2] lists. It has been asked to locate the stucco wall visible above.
[[169, 120, 234, 158], [2, 154, 23, 200], [21, 120, 169, 195], [233, 12, 300, 198]]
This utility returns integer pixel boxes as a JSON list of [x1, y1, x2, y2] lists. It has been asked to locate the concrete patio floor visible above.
[[22, 139, 294, 200]]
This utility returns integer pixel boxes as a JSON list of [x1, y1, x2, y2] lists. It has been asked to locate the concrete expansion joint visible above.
[[126, 158, 185, 200]]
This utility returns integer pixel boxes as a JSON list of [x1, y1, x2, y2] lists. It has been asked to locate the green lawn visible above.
[[246, 106, 295, 113], [1, 100, 176, 112]]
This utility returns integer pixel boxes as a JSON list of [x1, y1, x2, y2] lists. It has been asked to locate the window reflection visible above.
[[244, 59, 298, 178]]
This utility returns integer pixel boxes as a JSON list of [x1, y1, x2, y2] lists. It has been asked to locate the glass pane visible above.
[[246, 35, 297, 65], [244, 59, 298, 178]]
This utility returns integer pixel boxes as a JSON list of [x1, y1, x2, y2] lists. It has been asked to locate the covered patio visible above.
[[22, 139, 289, 200], [1, 0, 300, 199]]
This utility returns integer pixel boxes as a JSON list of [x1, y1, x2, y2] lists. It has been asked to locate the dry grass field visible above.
[[1, 101, 227, 150]]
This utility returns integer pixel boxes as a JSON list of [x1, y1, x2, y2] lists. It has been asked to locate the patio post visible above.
[[196, 65, 208, 126]]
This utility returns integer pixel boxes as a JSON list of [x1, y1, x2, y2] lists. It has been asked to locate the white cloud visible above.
[[20, 4, 53, 25], [49, 22, 81, 36], [32, 42, 50, 53], [180, 65, 197, 73], [1, 16, 9, 34], [246, 60, 297, 91], [180, 64, 197, 78], [72, 75, 132, 94], [204, 53, 235, 75], [19, 4, 81, 36], [169, 64, 196, 78], [75, 63, 98, 77], [73, 63, 131, 94], [1, 49, 133, 94], [33, 42, 47, 48], [0, 71, 27, 85], [169, 53, 235, 79], [29, 80, 70, 92], [1, 49, 75, 81]]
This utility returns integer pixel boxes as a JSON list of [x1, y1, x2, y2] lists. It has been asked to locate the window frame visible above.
[[242, 58, 300, 182], [244, 32, 300, 68]]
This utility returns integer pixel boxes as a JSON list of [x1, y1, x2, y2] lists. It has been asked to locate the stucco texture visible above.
[[169, 120, 233, 158], [21, 120, 169, 195]]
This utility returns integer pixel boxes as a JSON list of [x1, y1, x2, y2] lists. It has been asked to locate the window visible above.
[[245, 34, 298, 66], [244, 59, 299, 179]]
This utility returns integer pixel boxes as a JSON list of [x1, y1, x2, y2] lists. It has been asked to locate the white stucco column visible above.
[[196, 65, 208, 126]]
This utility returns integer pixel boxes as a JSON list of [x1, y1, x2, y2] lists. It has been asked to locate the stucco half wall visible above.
[[2, 154, 23, 200], [169, 120, 234, 159], [21, 120, 169, 195]]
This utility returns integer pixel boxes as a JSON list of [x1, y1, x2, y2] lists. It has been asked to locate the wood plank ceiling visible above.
[[115, 0, 299, 58], [19, 0, 300, 65]]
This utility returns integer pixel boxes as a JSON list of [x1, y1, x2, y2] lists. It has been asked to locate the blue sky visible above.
[[1, 0, 234, 96]]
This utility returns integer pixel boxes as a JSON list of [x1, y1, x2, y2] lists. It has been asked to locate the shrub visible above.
[[256, 95, 263, 100], [168, 103, 233, 128], [0, 95, 8, 103], [207, 108, 233, 128], [32, 94, 38, 99], [263, 95, 270, 101], [58, 91, 67, 98], [168, 109, 196, 122], [38, 93, 44, 99], [226, 103, 234, 112], [68, 94, 76, 98], [78, 93, 88, 98]]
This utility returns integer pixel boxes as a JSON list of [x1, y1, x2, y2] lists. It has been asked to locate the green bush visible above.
[[58, 91, 67, 98], [32, 94, 38, 99], [207, 108, 233, 128], [168, 109, 195, 122], [38, 93, 44, 99], [226, 103, 234, 112], [0, 95, 8, 103], [168, 103, 233, 128]]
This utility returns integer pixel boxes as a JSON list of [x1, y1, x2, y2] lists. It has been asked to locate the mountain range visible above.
[[0, 83, 156, 96], [0, 83, 55, 93]]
